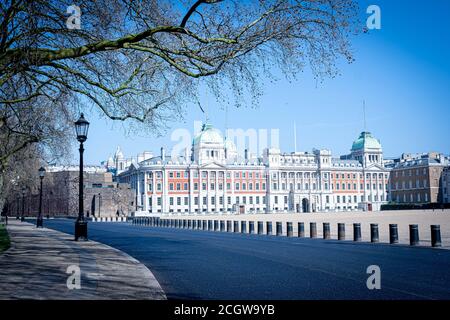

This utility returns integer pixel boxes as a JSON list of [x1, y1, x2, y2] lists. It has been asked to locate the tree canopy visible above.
[[0, 0, 359, 210]]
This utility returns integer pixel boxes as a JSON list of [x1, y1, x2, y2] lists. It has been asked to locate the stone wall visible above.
[[7, 170, 134, 218]]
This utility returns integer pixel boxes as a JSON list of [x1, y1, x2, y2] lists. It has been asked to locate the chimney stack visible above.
[[161, 147, 165, 161]]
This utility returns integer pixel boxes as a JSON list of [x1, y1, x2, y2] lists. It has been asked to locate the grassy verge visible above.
[[0, 224, 10, 253]]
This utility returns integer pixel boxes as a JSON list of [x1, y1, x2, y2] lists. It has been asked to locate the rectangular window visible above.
[[211, 197, 215, 205], [169, 197, 174, 205], [177, 197, 181, 205], [157, 197, 162, 205], [169, 183, 174, 191], [184, 183, 188, 190], [194, 197, 198, 205], [194, 183, 198, 190], [184, 197, 188, 205], [203, 197, 207, 205]]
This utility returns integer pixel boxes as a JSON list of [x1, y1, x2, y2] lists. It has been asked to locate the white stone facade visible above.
[[115, 125, 390, 215]]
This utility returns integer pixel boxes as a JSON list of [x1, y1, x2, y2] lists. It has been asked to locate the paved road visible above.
[[42, 219, 450, 300]]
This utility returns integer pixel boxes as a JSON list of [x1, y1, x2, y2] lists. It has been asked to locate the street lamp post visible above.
[[16, 195, 19, 219], [98, 193, 101, 217], [21, 187, 26, 222], [74, 113, 90, 241], [37, 167, 46, 228]]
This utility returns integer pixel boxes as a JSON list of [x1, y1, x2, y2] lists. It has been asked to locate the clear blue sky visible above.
[[74, 0, 450, 165]]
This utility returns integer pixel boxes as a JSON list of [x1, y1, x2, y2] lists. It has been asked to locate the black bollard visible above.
[[389, 224, 398, 244], [338, 223, 345, 240], [370, 223, 379, 243], [257, 221, 264, 235], [276, 222, 282, 236], [353, 223, 361, 242], [287, 222, 293, 237], [409, 224, 419, 246], [266, 222, 273, 235], [249, 221, 255, 234], [298, 222, 305, 237], [234, 221, 239, 233], [241, 221, 247, 233], [431, 225, 442, 247], [220, 220, 225, 232], [323, 223, 330, 239], [310, 222, 317, 238], [227, 220, 232, 232]]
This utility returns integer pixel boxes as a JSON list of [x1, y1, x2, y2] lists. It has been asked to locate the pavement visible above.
[[161, 209, 450, 248], [43, 219, 450, 300], [0, 220, 166, 300]]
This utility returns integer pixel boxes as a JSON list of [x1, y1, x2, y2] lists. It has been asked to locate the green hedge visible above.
[[0, 224, 10, 253]]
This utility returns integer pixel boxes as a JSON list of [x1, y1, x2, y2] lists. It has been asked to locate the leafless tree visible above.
[[0, 0, 359, 210]]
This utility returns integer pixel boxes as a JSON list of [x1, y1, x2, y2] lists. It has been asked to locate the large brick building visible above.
[[387, 152, 450, 204], [443, 167, 450, 204], [111, 124, 390, 215]]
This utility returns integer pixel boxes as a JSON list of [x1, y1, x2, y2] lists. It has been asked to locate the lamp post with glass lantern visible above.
[[21, 186, 26, 222], [74, 113, 89, 241], [37, 167, 45, 227]]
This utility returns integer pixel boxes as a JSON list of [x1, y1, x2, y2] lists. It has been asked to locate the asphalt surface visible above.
[[41, 219, 450, 300]]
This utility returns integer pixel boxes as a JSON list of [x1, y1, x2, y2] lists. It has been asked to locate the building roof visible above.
[[193, 124, 224, 146], [351, 131, 382, 151]]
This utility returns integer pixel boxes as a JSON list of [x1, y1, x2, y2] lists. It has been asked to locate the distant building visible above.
[[11, 166, 134, 218], [443, 167, 450, 203], [386, 152, 450, 204], [111, 124, 390, 215]]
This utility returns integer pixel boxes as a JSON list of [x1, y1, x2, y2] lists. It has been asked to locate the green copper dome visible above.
[[193, 124, 224, 145], [351, 132, 382, 151]]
